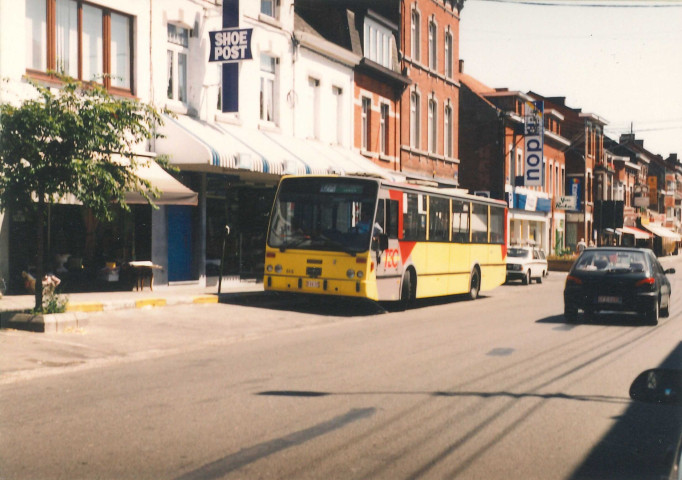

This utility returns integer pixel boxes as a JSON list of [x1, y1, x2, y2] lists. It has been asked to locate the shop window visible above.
[[25, 0, 133, 92], [167, 23, 189, 104]]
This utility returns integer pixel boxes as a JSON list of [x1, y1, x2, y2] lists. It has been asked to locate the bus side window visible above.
[[404, 193, 426, 241], [471, 203, 488, 243], [387, 200, 399, 239], [490, 206, 505, 244], [429, 196, 449, 242], [452, 200, 469, 243]]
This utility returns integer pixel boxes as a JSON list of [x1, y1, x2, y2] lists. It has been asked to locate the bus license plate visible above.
[[598, 296, 621, 304], [306, 280, 320, 288]]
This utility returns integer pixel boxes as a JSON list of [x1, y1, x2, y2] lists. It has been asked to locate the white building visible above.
[[0, 0, 389, 292]]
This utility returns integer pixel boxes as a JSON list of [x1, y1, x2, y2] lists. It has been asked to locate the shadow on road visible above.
[[568, 342, 682, 480], [216, 291, 488, 316], [537, 312, 654, 328]]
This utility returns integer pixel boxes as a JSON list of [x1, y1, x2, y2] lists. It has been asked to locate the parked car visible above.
[[563, 247, 674, 325], [506, 246, 548, 285]]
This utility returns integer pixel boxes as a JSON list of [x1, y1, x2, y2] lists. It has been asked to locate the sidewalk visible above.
[[0, 279, 264, 314]]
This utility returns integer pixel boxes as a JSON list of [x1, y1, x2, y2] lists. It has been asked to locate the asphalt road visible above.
[[2, 257, 682, 480]]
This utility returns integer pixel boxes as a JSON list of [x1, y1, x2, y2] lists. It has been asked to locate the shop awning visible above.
[[642, 224, 682, 241], [124, 161, 198, 206], [616, 226, 653, 240], [156, 114, 401, 180]]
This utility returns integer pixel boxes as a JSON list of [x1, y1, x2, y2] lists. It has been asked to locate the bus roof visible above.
[[279, 174, 508, 207]]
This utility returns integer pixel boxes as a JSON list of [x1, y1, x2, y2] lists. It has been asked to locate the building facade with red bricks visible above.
[[399, 0, 463, 186]]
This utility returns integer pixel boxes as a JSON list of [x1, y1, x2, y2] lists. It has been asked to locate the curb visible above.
[[0, 311, 89, 333]]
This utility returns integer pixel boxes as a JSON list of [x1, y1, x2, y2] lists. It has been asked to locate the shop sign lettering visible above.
[[209, 28, 253, 62], [524, 101, 544, 187]]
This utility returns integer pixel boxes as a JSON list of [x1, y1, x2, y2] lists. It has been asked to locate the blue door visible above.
[[167, 206, 193, 281]]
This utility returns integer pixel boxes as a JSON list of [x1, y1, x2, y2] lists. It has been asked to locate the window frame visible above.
[[25, 0, 134, 95], [444, 30, 453, 78], [380, 103, 389, 155], [444, 104, 452, 158], [428, 20, 437, 71], [410, 91, 420, 149], [167, 23, 189, 105], [428, 98, 437, 154], [411, 8, 420, 63], [361, 96, 371, 151], [259, 53, 278, 124]]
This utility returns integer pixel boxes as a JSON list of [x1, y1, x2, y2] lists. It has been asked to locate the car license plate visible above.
[[306, 280, 320, 288], [598, 295, 621, 304]]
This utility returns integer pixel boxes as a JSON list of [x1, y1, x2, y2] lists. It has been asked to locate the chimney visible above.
[[620, 133, 635, 144]]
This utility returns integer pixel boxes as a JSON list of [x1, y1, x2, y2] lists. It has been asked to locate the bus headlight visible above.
[[346, 269, 355, 279], [356, 271, 364, 279], [266, 265, 273, 273], [275, 264, 283, 274]]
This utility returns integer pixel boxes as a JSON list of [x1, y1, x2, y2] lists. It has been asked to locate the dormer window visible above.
[[363, 16, 394, 69]]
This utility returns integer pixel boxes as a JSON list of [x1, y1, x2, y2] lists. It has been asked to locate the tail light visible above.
[[635, 277, 656, 287], [566, 275, 583, 286]]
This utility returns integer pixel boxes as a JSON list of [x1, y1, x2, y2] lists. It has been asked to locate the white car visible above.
[[506, 246, 548, 285]]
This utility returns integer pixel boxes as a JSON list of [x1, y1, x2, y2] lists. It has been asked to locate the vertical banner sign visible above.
[[524, 100, 544, 187], [571, 177, 582, 212], [208, 0, 254, 113]]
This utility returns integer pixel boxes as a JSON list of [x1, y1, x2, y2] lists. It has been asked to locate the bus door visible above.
[[374, 197, 401, 300]]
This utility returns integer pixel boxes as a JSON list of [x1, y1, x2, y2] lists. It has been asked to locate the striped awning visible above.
[[642, 224, 682, 241], [156, 114, 401, 181], [616, 226, 653, 240]]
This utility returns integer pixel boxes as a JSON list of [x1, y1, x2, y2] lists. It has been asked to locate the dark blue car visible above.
[[564, 247, 674, 325]]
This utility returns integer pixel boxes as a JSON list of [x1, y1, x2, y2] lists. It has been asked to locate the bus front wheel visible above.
[[400, 270, 415, 309]]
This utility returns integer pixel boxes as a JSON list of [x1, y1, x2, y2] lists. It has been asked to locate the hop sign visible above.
[[209, 28, 253, 62]]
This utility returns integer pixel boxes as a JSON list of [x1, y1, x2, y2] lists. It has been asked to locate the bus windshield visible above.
[[267, 177, 380, 254]]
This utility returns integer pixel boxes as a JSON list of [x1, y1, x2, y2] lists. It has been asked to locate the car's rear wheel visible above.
[[564, 304, 577, 323], [645, 299, 659, 326], [522, 270, 530, 285], [661, 294, 670, 318], [536, 274, 542, 284]]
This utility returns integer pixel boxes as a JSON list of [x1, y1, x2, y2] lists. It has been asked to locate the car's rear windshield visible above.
[[508, 248, 529, 258], [574, 250, 647, 273]]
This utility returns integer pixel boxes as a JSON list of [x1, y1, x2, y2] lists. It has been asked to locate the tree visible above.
[[0, 75, 167, 311]]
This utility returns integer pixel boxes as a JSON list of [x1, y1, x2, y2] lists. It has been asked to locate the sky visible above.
[[459, 0, 682, 158]]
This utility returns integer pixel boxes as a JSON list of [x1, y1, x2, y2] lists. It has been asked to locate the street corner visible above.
[[0, 310, 89, 333]]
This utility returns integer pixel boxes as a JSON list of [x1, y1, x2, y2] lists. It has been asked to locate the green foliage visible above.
[[0, 74, 168, 220], [0, 74, 169, 311], [33, 290, 68, 315]]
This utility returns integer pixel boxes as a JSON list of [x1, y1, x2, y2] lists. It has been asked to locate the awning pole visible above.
[[217, 225, 231, 294]]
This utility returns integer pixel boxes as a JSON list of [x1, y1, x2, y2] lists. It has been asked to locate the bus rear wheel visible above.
[[468, 268, 480, 300]]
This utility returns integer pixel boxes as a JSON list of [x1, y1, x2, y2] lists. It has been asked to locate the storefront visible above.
[[508, 189, 552, 252], [5, 162, 198, 294]]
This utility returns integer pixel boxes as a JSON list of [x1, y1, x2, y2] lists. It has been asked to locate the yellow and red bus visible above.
[[264, 175, 507, 306]]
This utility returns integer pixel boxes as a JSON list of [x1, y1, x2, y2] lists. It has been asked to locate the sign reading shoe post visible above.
[[524, 100, 544, 187], [211, 0, 253, 113], [208, 29, 253, 62]]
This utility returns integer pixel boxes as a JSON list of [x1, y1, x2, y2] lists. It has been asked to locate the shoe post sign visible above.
[[210, 0, 254, 113]]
